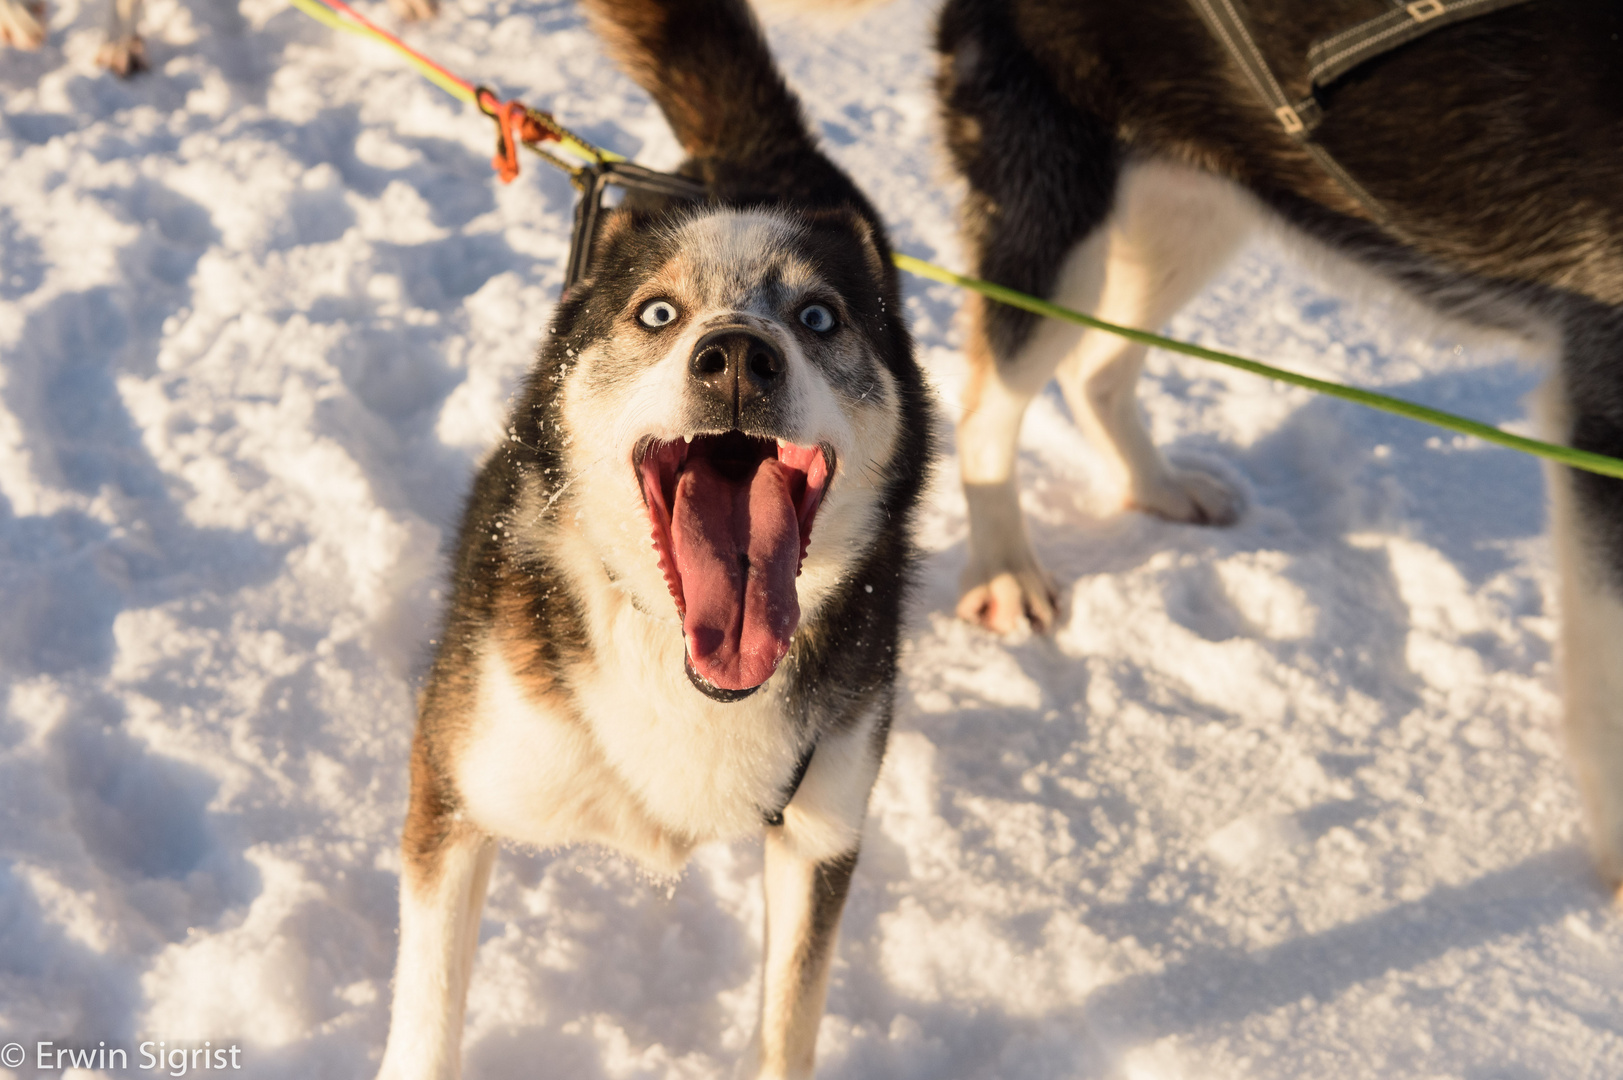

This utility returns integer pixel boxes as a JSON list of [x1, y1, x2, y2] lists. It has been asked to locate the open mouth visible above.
[[637, 431, 833, 700]]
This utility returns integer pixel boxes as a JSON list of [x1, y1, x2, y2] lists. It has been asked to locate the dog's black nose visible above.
[[689, 326, 785, 419]]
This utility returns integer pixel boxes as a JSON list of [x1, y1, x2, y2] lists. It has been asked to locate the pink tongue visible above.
[[670, 456, 801, 691]]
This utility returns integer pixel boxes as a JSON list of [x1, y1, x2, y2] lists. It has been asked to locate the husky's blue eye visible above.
[[799, 304, 835, 333], [638, 299, 679, 328]]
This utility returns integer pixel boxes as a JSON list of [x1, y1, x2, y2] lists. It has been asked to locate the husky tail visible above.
[[580, 0, 872, 213]]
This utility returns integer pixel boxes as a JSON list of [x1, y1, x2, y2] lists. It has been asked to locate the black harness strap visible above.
[[762, 741, 816, 828], [1187, 0, 1536, 227], [1307, 0, 1535, 89], [564, 161, 707, 291], [1188, 0, 1388, 223]]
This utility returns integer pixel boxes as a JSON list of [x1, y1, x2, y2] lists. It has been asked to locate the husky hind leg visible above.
[[1052, 160, 1251, 527], [939, 0, 1118, 633], [950, 156, 1249, 632], [1547, 304, 1623, 895], [941, 0, 1248, 632]]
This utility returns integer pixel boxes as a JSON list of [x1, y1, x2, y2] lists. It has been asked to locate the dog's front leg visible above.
[[377, 746, 497, 1080], [741, 833, 857, 1080], [94, 0, 143, 75], [0, 0, 47, 49]]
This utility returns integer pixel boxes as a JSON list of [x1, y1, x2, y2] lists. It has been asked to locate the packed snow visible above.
[[2, 0, 1621, 1076]]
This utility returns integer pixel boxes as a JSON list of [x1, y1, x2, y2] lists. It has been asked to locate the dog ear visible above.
[[584, 206, 660, 280], [801, 206, 888, 288], [592, 206, 639, 251]]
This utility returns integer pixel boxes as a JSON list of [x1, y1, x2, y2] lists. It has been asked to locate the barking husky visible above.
[[935, 0, 1623, 888], [374, 1, 930, 1077]]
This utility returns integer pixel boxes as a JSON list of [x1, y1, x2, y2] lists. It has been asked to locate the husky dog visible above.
[[374, 1, 929, 1076], [935, 0, 1623, 886]]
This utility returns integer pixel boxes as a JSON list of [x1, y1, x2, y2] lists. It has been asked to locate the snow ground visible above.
[[2, 0, 1621, 1076]]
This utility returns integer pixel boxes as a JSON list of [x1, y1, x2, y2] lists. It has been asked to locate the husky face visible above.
[[550, 205, 905, 699]]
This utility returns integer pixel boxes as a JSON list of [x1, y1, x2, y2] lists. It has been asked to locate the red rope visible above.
[[479, 94, 561, 184], [307, 0, 564, 183]]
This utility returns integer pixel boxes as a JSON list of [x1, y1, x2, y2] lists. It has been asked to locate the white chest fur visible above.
[[454, 615, 812, 874]]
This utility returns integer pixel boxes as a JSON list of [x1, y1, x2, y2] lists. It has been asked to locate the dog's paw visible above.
[[1129, 465, 1243, 526], [0, 0, 47, 49], [957, 563, 1058, 635], [95, 33, 145, 75], [387, 0, 437, 21]]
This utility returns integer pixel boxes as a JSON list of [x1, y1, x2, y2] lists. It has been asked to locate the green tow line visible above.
[[894, 254, 1623, 482], [282, 0, 1623, 482]]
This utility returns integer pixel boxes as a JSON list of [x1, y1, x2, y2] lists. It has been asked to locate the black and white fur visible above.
[[933, 0, 1623, 889], [374, 1, 930, 1077]]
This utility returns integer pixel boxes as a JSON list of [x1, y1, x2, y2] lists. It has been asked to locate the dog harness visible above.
[[762, 741, 817, 828], [1186, 0, 1538, 224], [563, 160, 708, 290]]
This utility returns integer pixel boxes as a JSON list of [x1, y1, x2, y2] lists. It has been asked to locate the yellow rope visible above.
[[897, 255, 1623, 480], [286, 0, 617, 165]]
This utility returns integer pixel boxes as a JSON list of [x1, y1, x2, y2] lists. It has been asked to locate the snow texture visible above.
[[1, 0, 1620, 1076]]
